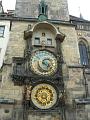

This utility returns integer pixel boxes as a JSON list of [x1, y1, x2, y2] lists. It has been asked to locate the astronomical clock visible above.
[[26, 49, 59, 110], [12, 22, 65, 112]]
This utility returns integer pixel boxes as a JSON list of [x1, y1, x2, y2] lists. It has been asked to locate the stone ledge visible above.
[[74, 98, 90, 104], [0, 98, 16, 104]]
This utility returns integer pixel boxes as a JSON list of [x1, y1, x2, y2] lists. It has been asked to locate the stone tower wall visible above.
[[15, 0, 69, 21]]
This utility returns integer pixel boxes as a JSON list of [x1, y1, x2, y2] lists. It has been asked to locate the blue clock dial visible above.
[[30, 50, 57, 76]]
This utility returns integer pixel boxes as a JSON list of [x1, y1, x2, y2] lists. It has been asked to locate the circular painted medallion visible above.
[[31, 83, 57, 109]]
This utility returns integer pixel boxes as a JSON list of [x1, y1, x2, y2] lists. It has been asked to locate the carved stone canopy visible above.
[[24, 21, 65, 42]]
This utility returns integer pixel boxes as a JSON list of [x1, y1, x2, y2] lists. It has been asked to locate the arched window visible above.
[[42, 6, 45, 14], [79, 41, 88, 65]]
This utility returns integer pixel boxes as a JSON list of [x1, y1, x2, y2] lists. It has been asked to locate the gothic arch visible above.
[[78, 37, 88, 47]]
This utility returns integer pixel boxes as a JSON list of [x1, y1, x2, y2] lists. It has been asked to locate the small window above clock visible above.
[[47, 38, 52, 46], [34, 37, 40, 45]]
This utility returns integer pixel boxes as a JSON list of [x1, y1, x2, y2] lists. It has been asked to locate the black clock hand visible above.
[[42, 60, 49, 67]]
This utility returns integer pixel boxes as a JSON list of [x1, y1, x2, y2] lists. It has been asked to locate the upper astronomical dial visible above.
[[30, 50, 57, 76]]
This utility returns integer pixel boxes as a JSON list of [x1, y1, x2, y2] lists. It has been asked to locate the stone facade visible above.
[[0, 20, 89, 120], [0, 0, 90, 120]]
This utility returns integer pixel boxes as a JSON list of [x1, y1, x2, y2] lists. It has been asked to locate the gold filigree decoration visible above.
[[31, 83, 57, 109]]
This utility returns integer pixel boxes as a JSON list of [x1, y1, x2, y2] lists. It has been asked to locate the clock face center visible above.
[[41, 92, 47, 99], [39, 59, 51, 71], [42, 59, 50, 68]]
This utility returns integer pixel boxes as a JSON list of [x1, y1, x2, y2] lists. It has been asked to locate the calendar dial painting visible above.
[[31, 83, 58, 109]]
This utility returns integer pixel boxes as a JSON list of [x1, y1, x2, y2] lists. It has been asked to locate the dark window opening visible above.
[[34, 37, 40, 45], [16, 63, 22, 66], [42, 7, 44, 14], [4, 109, 10, 113], [47, 38, 52, 46], [79, 41, 88, 65]]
